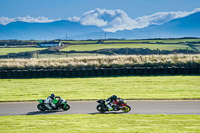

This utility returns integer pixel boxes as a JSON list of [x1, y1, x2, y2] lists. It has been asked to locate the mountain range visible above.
[[0, 12, 200, 40]]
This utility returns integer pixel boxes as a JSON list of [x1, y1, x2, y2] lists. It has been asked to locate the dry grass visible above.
[[0, 54, 199, 70]]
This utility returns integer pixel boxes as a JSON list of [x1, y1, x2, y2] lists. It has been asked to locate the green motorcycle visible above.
[[37, 97, 70, 111]]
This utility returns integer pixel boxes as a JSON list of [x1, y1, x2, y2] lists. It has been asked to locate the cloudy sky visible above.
[[0, 0, 200, 32]]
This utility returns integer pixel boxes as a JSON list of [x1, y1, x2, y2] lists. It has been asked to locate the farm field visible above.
[[192, 44, 200, 51], [61, 38, 200, 44], [0, 76, 199, 101], [0, 114, 200, 133], [0, 48, 46, 55], [61, 43, 191, 51], [0, 38, 199, 57], [62, 40, 98, 44], [104, 39, 200, 43]]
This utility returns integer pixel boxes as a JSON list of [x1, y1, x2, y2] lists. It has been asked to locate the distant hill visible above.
[[72, 11, 200, 39], [0, 12, 200, 40], [0, 20, 103, 40], [106, 11, 200, 39]]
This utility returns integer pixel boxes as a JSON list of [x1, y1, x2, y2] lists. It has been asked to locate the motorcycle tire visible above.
[[96, 105, 105, 113], [37, 104, 45, 111], [122, 105, 131, 113], [62, 104, 70, 111]]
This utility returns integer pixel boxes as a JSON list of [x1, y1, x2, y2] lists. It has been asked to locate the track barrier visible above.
[[0, 67, 199, 79]]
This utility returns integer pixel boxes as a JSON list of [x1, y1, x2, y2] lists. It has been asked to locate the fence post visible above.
[[126, 48, 128, 55], [36, 52, 39, 59], [157, 48, 160, 55]]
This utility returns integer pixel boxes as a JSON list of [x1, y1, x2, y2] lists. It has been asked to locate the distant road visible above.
[[0, 100, 200, 116]]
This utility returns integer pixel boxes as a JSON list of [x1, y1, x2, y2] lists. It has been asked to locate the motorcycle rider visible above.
[[44, 94, 57, 110], [105, 95, 118, 111]]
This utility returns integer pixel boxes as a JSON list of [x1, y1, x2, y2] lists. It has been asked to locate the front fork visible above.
[[63, 101, 68, 108]]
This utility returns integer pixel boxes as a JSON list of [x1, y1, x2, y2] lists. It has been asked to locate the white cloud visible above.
[[78, 8, 200, 32], [79, 8, 135, 31], [0, 15, 57, 25], [67, 16, 80, 22], [135, 8, 200, 27]]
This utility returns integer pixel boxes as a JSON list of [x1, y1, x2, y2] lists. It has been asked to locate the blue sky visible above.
[[0, 0, 200, 19]]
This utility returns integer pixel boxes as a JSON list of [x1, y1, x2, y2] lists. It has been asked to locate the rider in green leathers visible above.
[[44, 94, 58, 110]]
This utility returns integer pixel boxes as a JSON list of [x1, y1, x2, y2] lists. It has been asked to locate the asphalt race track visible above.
[[0, 100, 200, 116]]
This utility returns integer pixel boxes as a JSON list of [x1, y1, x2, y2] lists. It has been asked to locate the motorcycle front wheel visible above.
[[121, 105, 131, 113], [62, 104, 70, 111]]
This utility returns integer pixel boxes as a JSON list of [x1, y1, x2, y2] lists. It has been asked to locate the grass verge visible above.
[[0, 114, 200, 133], [0, 76, 199, 101]]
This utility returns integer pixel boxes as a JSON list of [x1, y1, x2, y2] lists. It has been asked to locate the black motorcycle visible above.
[[96, 98, 131, 113]]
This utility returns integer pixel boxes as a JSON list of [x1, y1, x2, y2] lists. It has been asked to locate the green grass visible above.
[[62, 40, 98, 44], [0, 114, 200, 133], [192, 44, 200, 51], [61, 39, 200, 44], [0, 76, 199, 101], [0, 48, 46, 55], [104, 39, 200, 43], [61, 43, 191, 51]]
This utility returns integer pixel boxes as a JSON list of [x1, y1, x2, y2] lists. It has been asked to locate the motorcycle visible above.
[[37, 97, 70, 111], [96, 98, 131, 113]]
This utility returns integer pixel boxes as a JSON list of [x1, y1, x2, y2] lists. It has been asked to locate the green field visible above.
[[61, 39, 200, 44], [104, 39, 200, 43], [192, 44, 200, 51], [62, 40, 98, 44], [0, 114, 200, 133], [0, 76, 199, 101], [61, 43, 191, 51], [0, 48, 46, 55]]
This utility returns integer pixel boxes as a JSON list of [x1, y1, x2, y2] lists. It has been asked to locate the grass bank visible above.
[[0, 114, 200, 133], [0, 76, 199, 101]]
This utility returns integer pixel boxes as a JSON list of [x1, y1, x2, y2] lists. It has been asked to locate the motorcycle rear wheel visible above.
[[96, 105, 105, 113], [122, 105, 131, 113]]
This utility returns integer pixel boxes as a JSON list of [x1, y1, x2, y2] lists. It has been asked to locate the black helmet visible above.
[[111, 95, 117, 100], [50, 94, 55, 99]]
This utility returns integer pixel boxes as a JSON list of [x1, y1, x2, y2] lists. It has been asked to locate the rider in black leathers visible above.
[[105, 95, 118, 111]]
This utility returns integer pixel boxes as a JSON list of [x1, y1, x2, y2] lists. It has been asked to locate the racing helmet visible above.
[[50, 93, 55, 99], [111, 95, 117, 100]]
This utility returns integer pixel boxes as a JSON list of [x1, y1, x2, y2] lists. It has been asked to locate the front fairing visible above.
[[37, 99, 44, 103], [118, 99, 128, 107]]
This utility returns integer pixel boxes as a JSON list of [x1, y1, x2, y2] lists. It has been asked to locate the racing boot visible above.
[[45, 103, 52, 110], [107, 104, 113, 111]]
